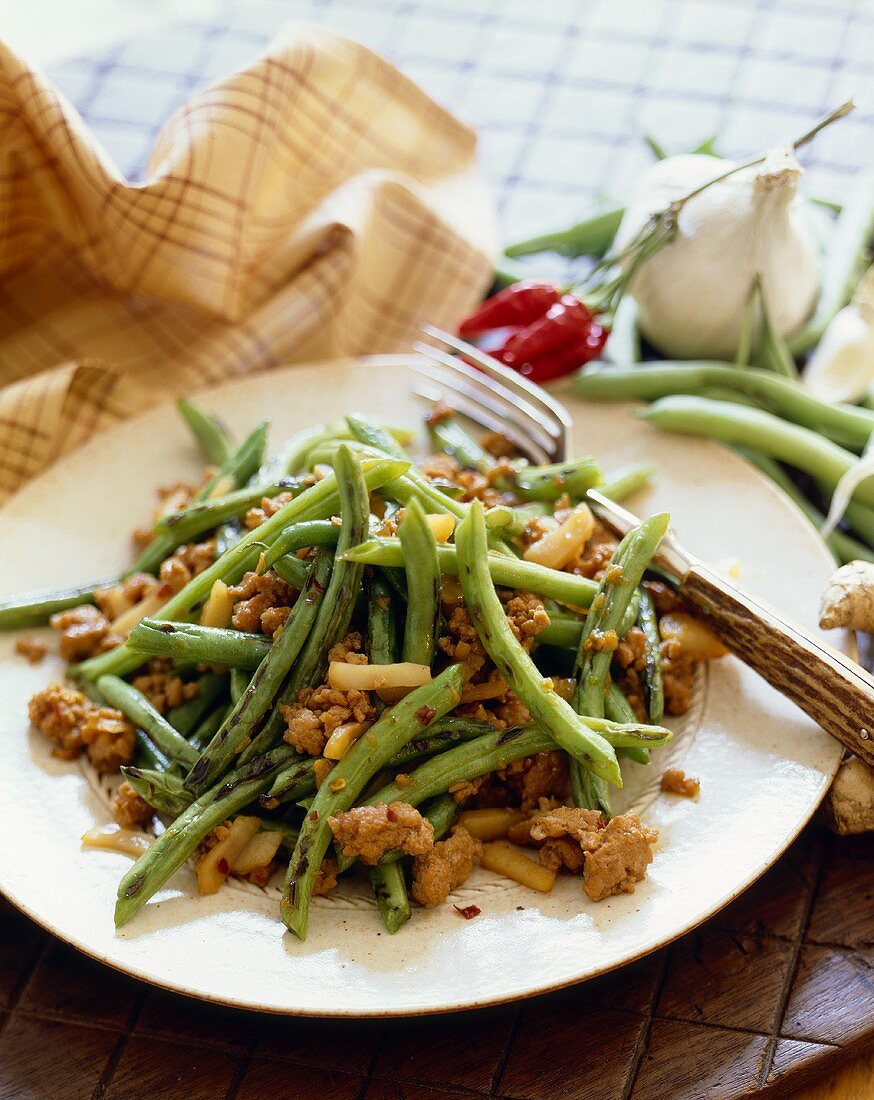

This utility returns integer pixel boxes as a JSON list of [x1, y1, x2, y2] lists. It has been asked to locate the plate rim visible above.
[[0, 355, 847, 1017]]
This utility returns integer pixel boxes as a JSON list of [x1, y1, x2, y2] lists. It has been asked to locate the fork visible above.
[[414, 324, 874, 767]]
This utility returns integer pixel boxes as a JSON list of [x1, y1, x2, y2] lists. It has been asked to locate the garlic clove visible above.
[[803, 303, 874, 404]]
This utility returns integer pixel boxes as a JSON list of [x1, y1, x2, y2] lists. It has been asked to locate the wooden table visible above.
[[1, 817, 871, 1098]]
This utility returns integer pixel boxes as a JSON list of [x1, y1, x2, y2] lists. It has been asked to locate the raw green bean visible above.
[[575, 363, 874, 452], [597, 464, 655, 502], [166, 673, 227, 736], [121, 765, 190, 816], [789, 169, 874, 354], [115, 745, 299, 927], [74, 458, 409, 681], [734, 280, 760, 367], [184, 548, 333, 793], [0, 578, 115, 630], [369, 862, 410, 934], [573, 513, 669, 718], [97, 675, 198, 768], [504, 205, 624, 258], [637, 589, 664, 722], [456, 501, 621, 786], [427, 414, 490, 472], [639, 396, 874, 506], [343, 539, 599, 607], [128, 619, 272, 669], [398, 498, 440, 665], [280, 664, 466, 939], [177, 398, 232, 466]]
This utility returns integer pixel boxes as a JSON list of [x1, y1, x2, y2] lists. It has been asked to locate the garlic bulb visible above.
[[804, 265, 874, 404], [614, 147, 820, 360]]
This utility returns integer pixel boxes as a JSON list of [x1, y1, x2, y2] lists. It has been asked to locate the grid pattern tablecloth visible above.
[[44, 0, 874, 289]]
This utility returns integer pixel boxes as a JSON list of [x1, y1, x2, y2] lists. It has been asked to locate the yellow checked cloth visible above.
[[0, 26, 495, 501]]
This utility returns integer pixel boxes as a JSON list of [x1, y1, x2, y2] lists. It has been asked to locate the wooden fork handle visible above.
[[679, 563, 874, 768]]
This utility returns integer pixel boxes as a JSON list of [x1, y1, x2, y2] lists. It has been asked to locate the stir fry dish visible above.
[[1, 400, 726, 938]]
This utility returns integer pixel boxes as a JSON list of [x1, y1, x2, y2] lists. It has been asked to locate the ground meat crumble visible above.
[[15, 637, 46, 663], [28, 683, 135, 772], [660, 768, 700, 798], [509, 806, 658, 902], [328, 803, 435, 865], [228, 570, 297, 635], [411, 826, 482, 908], [113, 781, 154, 828], [131, 658, 199, 714]]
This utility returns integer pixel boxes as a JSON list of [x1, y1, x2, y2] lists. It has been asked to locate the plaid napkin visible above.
[[0, 26, 495, 501]]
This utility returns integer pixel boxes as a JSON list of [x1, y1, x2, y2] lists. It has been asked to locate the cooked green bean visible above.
[[97, 675, 198, 768], [134, 730, 172, 772], [153, 477, 306, 543], [366, 572, 398, 667], [484, 502, 552, 538], [258, 755, 317, 809], [166, 673, 227, 736], [456, 501, 621, 786], [115, 745, 299, 927], [74, 458, 408, 682], [188, 704, 228, 749], [177, 398, 232, 466], [121, 764, 190, 816], [0, 578, 116, 630], [570, 759, 612, 817], [261, 520, 340, 571], [343, 539, 598, 607], [128, 619, 272, 669], [575, 363, 874, 452], [370, 861, 411, 934], [280, 663, 465, 939], [639, 396, 874, 506], [272, 554, 311, 589], [229, 668, 249, 705], [637, 589, 664, 722], [510, 458, 603, 502], [185, 547, 333, 794], [427, 414, 490, 472], [597, 463, 654, 502], [573, 513, 669, 718], [398, 498, 440, 665], [199, 420, 268, 499], [375, 793, 459, 870]]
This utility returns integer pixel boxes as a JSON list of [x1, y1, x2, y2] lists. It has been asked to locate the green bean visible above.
[[229, 668, 249, 705], [484, 502, 551, 538], [538, 612, 584, 649], [343, 539, 598, 607], [134, 730, 172, 772], [185, 547, 333, 793], [739, 451, 874, 564], [280, 663, 465, 939], [166, 673, 227, 736], [189, 704, 228, 749], [97, 676, 198, 768], [74, 458, 409, 682], [597, 464, 655, 503], [427, 414, 490, 472], [366, 573, 398, 667], [177, 398, 232, 466], [121, 765, 190, 816], [261, 520, 340, 571], [153, 477, 307, 543], [128, 619, 272, 669], [398, 498, 440, 665], [637, 589, 664, 723], [510, 458, 603, 502], [370, 862, 411, 933], [386, 717, 496, 769], [504, 205, 624, 258], [575, 363, 874, 452], [115, 745, 299, 927], [639, 396, 874, 506], [200, 420, 268, 499], [273, 554, 310, 589], [456, 501, 621, 785], [573, 513, 669, 718], [570, 760, 612, 817], [789, 169, 874, 354], [258, 756, 317, 809], [618, 590, 642, 638], [0, 578, 116, 630]]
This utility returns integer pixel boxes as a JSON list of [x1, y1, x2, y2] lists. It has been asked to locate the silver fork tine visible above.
[[411, 381, 552, 464], [408, 354, 556, 455], [412, 342, 561, 447], [421, 323, 572, 459]]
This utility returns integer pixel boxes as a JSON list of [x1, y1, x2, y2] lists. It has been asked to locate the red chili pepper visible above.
[[500, 294, 593, 366], [513, 321, 608, 384], [459, 282, 561, 338]]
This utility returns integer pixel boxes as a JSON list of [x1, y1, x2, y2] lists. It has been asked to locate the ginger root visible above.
[[822, 756, 874, 835], [819, 561, 874, 632]]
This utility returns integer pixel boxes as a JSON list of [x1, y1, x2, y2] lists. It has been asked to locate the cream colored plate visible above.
[[0, 357, 845, 1017]]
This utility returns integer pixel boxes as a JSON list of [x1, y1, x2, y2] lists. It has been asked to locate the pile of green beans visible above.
[[6, 397, 686, 939]]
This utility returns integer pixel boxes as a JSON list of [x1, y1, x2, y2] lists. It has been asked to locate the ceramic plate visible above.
[[0, 357, 845, 1016]]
